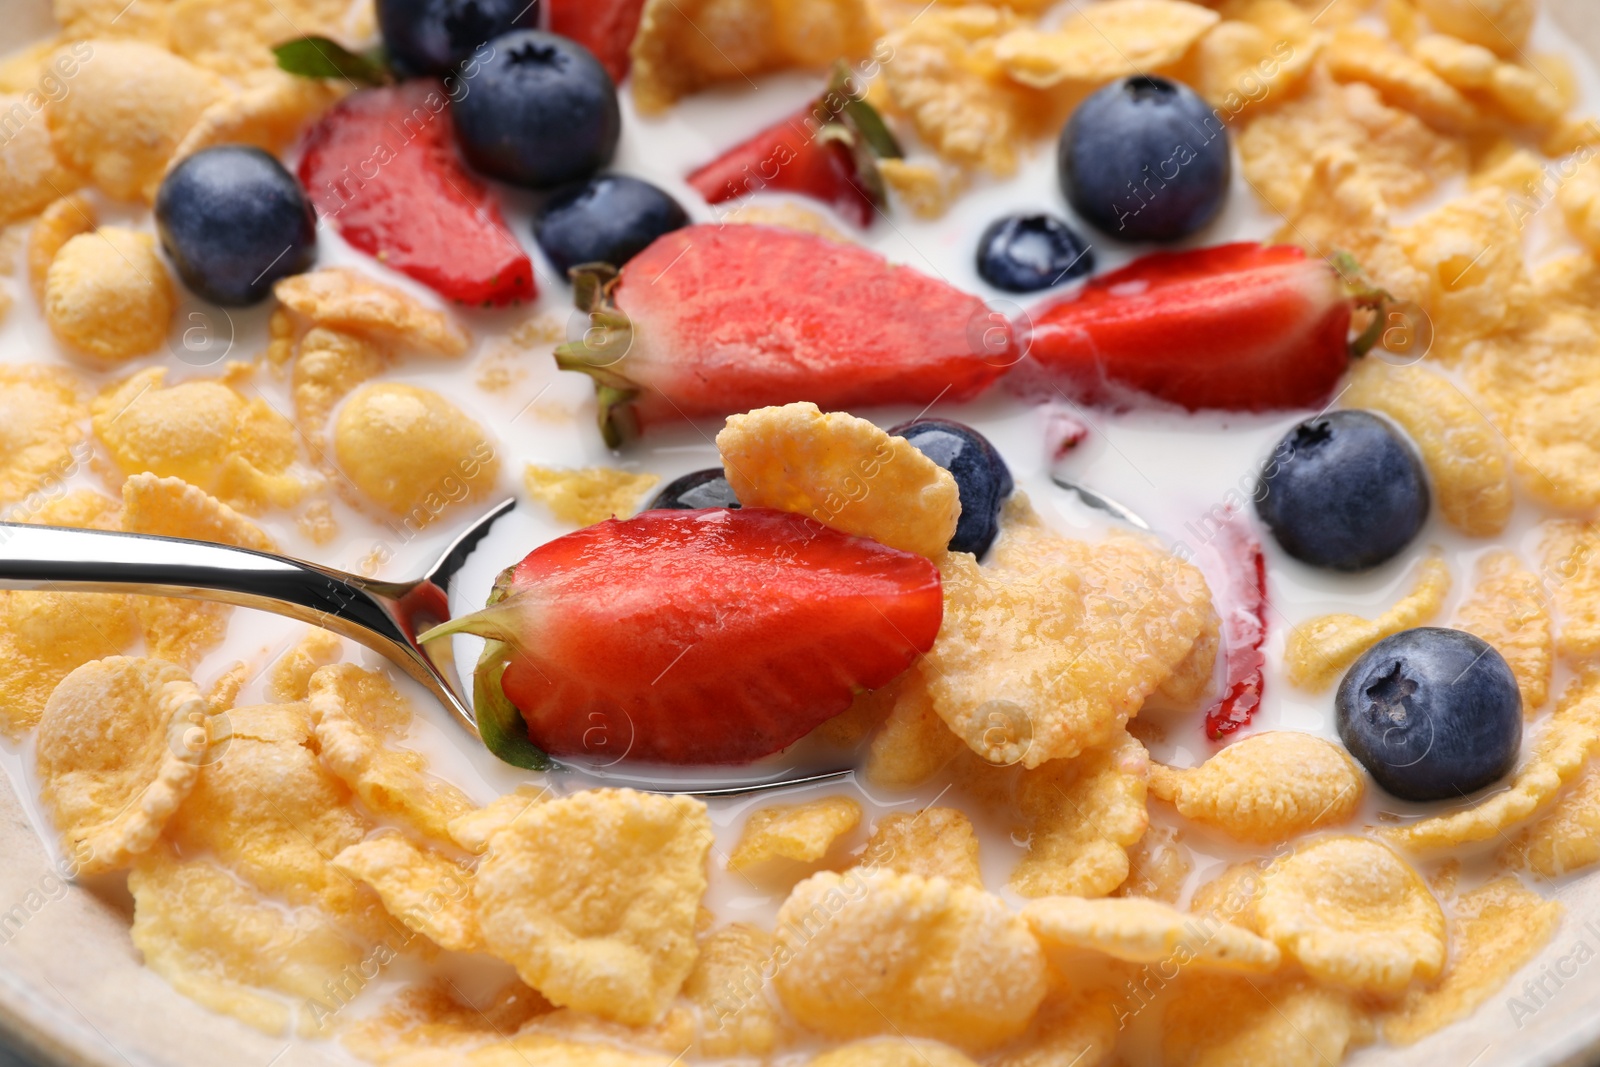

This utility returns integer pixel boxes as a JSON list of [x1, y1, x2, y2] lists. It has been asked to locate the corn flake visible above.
[[36, 657, 208, 874], [1161, 972, 1372, 1067], [342, 980, 551, 1063], [717, 402, 960, 559], [863, 667, 966, 787], [45, 41, 223, 201], [44, 227, 174, 364], [0, 363, 86, 505], [1392, 187, 1530, 356], [859, 807, 983, 888], [267, 627, 343, 702], [0, 94, 81, 225], [447, 784, 553, 854], [1191, 2, 1320, 114], [808, 1039, 980, 1067], [334, 382, 500, 522], [1384, 877, 1561, 1043], [995, 0, 1220, 88], [1024, 895, 1280, 973], [524, 465, 660, 527], [773, 868, 1047, 1052], [1150, 732, 1363, 845], [1452, 550, 1552, 713], [729, 795, 861, 871], [1415, 0, 1534, 54], [676, 922, 784, 1057], [473, 788, 711, 1026], [333, 834, 482, 953], [1285, 552, 1450, 691], [1116, 823, 1192, 903], [1503, 760, 1600, 877], [1255, 835, 1445, 993], [308, 663, 475, 841], [719, 202, 853, 242], [275, 268, 470, 357], [54, 0, 171, 42], [1191, 862, 1266, 929], [292, 326, 389, 464], [26, 193, 94, 300], [878, 158, 961, 219], [1325, 28, 1479, 132], [990, 986, 1119, 1067], [1342, 360, 1512, 536], [1011, 730, 1150, 898]]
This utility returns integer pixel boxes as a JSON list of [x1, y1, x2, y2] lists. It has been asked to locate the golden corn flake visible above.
[[0, 363, 86, 505], [275, 268, 471, 357], [681, 923, 784, 1058], [36, 657, 207, 874], [172, 74, 345, 167], [863, 667, 965, 787], [1192, 2, 1320, 114], [1161, 972, 1371, 1067], [1285, 552, 1450, 691], [1416, 0, 1534, 53], [335, 383, 500, 521], [447, 784, 553, 854], [267, 627, 343, 703], [342, 979, 552, 1063], [129, 848, 365, 1037], [517, 1002, 697, 1056], [991, 986, 1119, 1067], [1560, 157, 1600, 256], [1453, 550, 1552, 713], [1342, 360, 1512, 536], [44, 227, 174, 364], [1011, 730, 1149, 899], [0, 581, 139, 739], [773, 869, 1047, 1052], [629, 0, 880, 114], [729, 795, 861, 871], [1191, 862, 1266, 930], [168, 0, 361, 77], [0, 93, 81, 224], [1503, 760, 1600, 877], [1411, 31, 1498, 89], [308, 663, 475, 841], [927, 500, 1212, 766], [877, 158, 961, 220], [26, 193, 94, 299], [524, 465, 660, 527], [1324, 28, 1479, 132], [1255, 835, 1446, 993], [1149, 732, 1363, 845], [808, 1038, 980, 1067], [1384, 877, 1561, 1044], [718, 201, 853, 242], [1116, 823, 1192, 904], [473, 788, 712, 1026], [332, 834, 482, 953], [717, 402, 960, 560], [1024, 895, 1280, 973], [1386, 670, 1600, 853], [859, 807, 983, 888], [54, 0, 171, 42], [1392, 187, 1530, 355], [292, 326, 389, 462], [45, 41, 224, 201], [995, 0, 1219, 88]]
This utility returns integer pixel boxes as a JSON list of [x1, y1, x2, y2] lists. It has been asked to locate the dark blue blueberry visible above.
[[649, 469, 741, 511], [154, 146, 317, 307], [889, 419, 1013, 558], [1255, 410, 1429, 572], [535, 175, 689, 274], [452, 30, 619, 190], [1058, 76, 1231, 243], [975, 214, 1094, 293], [377, 0, 540, 77], [1337, 627, 1522, 802]]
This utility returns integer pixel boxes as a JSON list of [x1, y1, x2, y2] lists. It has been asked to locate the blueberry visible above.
[[154, 146, 317, 307], [452, 30, 620, 190], [535, 175, 689, 273], [975, 214, 1095, 293], [377, 0, 540, 77], [649, 469, 740, 510], [1337, 627, 1522, 802], [889, 419, 1014, 558], [1255, 410, 1429, 572], [1058, 75, 1231, 243]]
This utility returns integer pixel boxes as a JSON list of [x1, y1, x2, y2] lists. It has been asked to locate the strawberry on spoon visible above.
[[556, 223, 1011, 447], [421, 508, 943, 767], [1023, 242, 1386, 412]]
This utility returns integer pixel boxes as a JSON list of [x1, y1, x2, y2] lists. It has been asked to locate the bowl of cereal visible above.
[[6, 0, 1600, 1064]]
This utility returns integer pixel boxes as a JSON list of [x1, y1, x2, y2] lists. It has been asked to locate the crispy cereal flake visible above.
[[332, 834, 482, 953], [447, 784, 553, 854], [1011, 731, 1150, 898], [0, 363, 86, 505], [1504, 758, 1600, 876], [991, 986, 1119, 1067], [342, 980, 551, 1063], [266, 627, 343, 702], [1453, 550, 1552, 713], [1543, 520, 1600, 662], [729, 795, 861, 871], [1255, 835, 1446, 993], [1285, 552, 1450, 690], [0, 93, 81, 224], [863, 667, 966, 787], [1149, 732, 1364, 844], [1415, 0, 1534, 53], [1161, 972, 1371, 1067], [335, 383, 500, 520], [170, 70, 344, 165], [995, 0, 1220, 87], [1324, 28, 1479, 131], [36, 657, 209, 874], [718, 402, 960, 559], [44, 228, 174, 364], [773, 868, 1047, 1052], [275, 268, 470, 357], [1115, 823, 1192, 903], [808, 1039, 980, 1067], [473, 788, 711, 1025], [27, 193, 94, 299], [1392, 187, 1530, 355], [292, 325, 388, 462], [682, 923, 784, 1057], [524, 465, 660, 527], [1024, 895, 1280, 973], [859, 807, 983, 888]]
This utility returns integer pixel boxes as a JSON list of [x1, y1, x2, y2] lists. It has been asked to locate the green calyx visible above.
[[553, 263, 642, 450], [1331, 251, 1395, 359], [273, 36, 391, 85], [817, 61, 902, 213]]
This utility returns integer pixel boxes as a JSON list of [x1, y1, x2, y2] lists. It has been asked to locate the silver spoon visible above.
[[0, 502, 850, 797]]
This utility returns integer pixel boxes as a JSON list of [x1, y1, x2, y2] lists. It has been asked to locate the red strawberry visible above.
[[557, 223, 1011, 446], [687, 68, 901, 229], [298, 81, 535, 306], [423, 508, 943, 766], [1024, 243, 1384, 412], [548, 0, 647, 85], [1204, 522, 1267, 740]]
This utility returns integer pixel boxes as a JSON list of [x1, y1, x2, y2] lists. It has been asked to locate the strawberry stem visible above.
[[1330, 250, 1393, 359], [554, 263, 644, 448], [418, 598, 524, 645]]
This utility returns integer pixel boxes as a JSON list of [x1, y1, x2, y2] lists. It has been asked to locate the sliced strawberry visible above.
[[425, 508, 943, 766], [1195, 516, 1267, 740], [1025, 243, 1380, 412], [687, 70, 899, 229], [297, 81, 535, 306], [556, 223, 1010, 446], [548, 0, 647, 85]]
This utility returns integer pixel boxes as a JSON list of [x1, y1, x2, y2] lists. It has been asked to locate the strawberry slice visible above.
[[1203, 521, 1267, 740], [548, 0, 648, 84], [424, 508, 943, 766], [687, 67, 901, 229], [297, 81, 535, 306], [1025, 243, 1382, 412], [556, 223, 1010, 446]]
